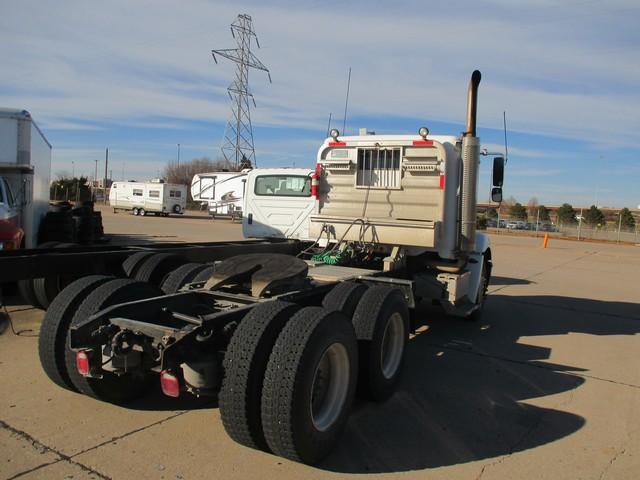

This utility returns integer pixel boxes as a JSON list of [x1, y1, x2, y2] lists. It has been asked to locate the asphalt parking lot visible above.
[[1, 210, 639, 479]]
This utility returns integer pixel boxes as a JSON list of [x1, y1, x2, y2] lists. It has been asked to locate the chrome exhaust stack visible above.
[[460, 70, 481, 254]]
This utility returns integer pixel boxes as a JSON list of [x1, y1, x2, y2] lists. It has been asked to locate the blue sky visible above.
[[1, 0, 639, 208]]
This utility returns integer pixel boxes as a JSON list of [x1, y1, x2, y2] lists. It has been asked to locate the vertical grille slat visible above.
[[356, 148, 400, 188]]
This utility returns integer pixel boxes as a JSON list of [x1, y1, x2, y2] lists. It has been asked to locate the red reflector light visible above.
[[413, 140, 434, 146], [160, 371, 180, 398], [328, 141, 346, 147], [76, 351, 90, 376], [439, 174, 445, 190]]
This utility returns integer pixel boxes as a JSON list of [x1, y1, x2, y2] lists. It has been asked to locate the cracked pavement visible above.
[[1, 218, 639, 479]]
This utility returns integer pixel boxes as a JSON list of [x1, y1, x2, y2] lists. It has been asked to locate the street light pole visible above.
[[177, 144, 180, 167]]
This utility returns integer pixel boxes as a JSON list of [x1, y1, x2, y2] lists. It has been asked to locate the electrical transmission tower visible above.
[[212, 14, 271, 169]]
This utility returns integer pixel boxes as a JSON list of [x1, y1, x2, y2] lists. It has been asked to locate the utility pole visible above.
[[104, 148, 109, 204], [578, 208, 583, 241], [177, 144, 180, 167], [617, 211, 622, 243], [93, 159, 98, 201], [212, 14, 271, 169]]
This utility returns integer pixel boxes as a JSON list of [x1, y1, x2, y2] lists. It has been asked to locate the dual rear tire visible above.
[[220, 303, 359, 465], [38, 277, 163, 403], [219, 283, 409, 464]]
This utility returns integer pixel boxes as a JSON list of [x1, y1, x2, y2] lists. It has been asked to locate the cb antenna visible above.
[[503, 110, 509, 164], [342, 67, 351, 135]]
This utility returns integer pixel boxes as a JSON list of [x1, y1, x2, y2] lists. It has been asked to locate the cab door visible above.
[[243, 169, 315, 240]]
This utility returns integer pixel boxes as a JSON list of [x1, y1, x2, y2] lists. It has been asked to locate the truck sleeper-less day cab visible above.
[[109, 180, 187, 216], [37, 71, 505, 465]]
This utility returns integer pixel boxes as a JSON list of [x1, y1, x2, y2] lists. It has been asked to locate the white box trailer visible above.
[[0, 108, 51, 248], [109, 181, 187, 216], [190, 170, 248, 218]]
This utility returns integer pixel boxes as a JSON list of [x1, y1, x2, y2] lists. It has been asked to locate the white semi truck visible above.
[[35, 70, 505, 465]]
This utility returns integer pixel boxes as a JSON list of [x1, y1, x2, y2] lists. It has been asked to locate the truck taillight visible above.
[[160, 370, 181, 398], [439, 174, 445, 190], [76, 351, 90, 376]]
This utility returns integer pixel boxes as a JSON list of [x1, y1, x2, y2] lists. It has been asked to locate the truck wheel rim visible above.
[[310, 342, 350, 432], [381, 313, 404, 379]]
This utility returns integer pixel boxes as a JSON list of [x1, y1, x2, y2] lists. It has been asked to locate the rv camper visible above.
[[191, 170, 248, 218], [109, 180, 187, 216]]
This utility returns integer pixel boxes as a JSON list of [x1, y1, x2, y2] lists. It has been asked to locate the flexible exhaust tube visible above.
[[460, 70, 481, 254]]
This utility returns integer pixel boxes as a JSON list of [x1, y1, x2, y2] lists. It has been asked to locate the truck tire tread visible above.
[[64, 278, 163, 403], [134, 253, 187, 286], [192, 265, 216, 283], [220, 300, 301, 452], [160, 263, 210, 294], [322, 282, 368, 318], [351, 286, 409, 401], [121, 252, 155, 277], [261, 307, 358, 464], [38, 275, 113, 391]]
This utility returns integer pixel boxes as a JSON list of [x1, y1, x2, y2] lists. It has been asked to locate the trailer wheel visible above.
[[38, 275, 114, 391], [261, 307, 358, 465], [121, 251, 155, 277], [172, 204, 182, 214], [160, 263, 210, 294], [65, 278, 163, 403], [18, 279, 40, 309], [352, 286, 409, 401], [220, 301, 302, 452], [322, 282, 368, 318], [139, 208, 146, 216], [33, 243, 79, 309], [134, 253, 187, 287], [19, 241, 60, 309], [132, 207, 139, 216]]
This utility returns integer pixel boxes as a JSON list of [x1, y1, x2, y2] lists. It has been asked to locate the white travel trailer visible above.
[[109, 180, 187, 216], [190, 170, 248, 218]]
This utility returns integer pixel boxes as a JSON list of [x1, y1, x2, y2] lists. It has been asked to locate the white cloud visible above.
[[1, 0, 639, 145]]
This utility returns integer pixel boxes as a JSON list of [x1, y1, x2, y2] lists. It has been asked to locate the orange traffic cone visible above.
[[542, 233, 549, 248]]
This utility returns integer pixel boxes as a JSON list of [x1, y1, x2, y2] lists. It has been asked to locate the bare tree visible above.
[[527, 196, 539, 218], [499, 195, 517, 216], [163, 157, 236, 186]]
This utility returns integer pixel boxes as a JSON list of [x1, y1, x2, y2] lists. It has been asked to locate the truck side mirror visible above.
[[491, 187, 503, 203], [492, 157, 504, 187]]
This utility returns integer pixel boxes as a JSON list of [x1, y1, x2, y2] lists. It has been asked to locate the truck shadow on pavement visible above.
[[488, 276, 533, 286], [319, 293, 640, 473]]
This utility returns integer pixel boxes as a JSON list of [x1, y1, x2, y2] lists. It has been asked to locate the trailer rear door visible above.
[[243, 169, 315, 240]]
